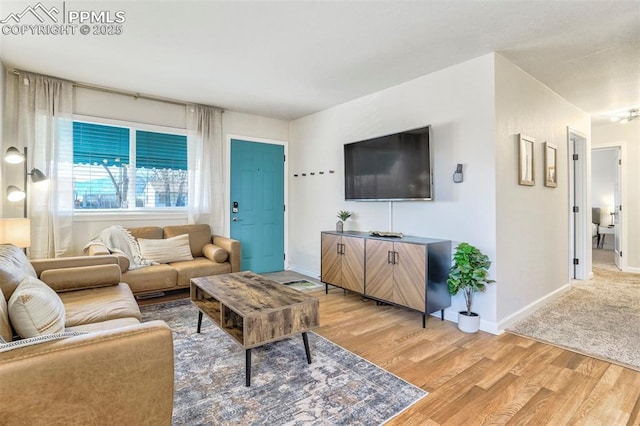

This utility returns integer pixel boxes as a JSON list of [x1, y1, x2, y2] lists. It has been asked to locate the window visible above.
[[73, 120, 188, 210]]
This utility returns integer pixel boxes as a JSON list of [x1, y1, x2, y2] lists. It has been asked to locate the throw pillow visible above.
[[202, 243, 229, 263], [138, 234, 194, 264], [8, 276, 66, 338]]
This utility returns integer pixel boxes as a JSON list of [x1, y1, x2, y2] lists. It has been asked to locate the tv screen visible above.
[[344, 126, 432, 201]]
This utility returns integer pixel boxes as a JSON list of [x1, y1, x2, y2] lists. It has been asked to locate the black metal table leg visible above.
[[441, 309, 445, 321], [302, 332, 312, 364], [325, 283, 328, 294], [246, 349, 251, 387], [197, 311, 203, 333], [422, 313, 426, 328]]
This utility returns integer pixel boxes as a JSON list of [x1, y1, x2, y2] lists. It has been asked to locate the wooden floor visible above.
[[311, 288, 640, 426], [139, 285, 640, 425]]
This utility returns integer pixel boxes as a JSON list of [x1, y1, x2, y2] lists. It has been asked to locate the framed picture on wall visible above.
[[518, 134, 535, 186], [544, 142, 558, 188]]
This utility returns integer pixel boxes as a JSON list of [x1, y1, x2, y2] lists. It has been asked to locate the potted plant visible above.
[[447, 242, 495, 333], [336, 210, 352, 232]]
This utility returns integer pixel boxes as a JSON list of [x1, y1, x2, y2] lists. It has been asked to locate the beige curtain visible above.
[[186, 105, 224, 235], [3, 71, 74, 258]]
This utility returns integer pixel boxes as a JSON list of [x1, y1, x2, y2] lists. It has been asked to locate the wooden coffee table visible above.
[[190, 271, 320, 386]]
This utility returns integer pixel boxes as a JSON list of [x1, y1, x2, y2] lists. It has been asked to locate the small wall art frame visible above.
[[544, 142, 558, 188], [518, 134, 535, 186]]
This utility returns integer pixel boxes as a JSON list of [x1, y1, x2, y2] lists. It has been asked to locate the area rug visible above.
[[508, 267, 640, 372], [141, 299, 426, 425], [282, 279, 324, 291]]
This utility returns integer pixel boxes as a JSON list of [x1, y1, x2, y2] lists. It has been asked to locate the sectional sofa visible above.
[[84, 224, 241, 295], [0, 244, 174, 425]]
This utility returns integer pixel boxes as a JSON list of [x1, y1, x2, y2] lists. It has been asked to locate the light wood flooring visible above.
[[312, 288, 640, 425], [140, 282, 640, 425]]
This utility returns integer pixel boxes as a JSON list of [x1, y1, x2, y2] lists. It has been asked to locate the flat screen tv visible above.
[[344, 125, 432, 201]]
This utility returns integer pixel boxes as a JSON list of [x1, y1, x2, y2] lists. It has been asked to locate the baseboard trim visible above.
[[622, 266, 640, 274], [431, 309, 501, 335], [287, 264, 321, 281], [496, 283, 571, 332]]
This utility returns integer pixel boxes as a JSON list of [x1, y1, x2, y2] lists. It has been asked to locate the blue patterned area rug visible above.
[[141, 299, 426, 425]]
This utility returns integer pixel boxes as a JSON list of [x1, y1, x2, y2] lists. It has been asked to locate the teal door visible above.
[[230, 139, 285, 273]]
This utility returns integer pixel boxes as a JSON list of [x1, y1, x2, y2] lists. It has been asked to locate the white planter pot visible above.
[[457, 311, 480, 333]]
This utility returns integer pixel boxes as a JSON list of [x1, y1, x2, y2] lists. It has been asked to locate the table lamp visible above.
[[0, 218, 31, 248]]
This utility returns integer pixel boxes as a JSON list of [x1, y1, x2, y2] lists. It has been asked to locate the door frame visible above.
[[226, 134, 289, 269], [567, 127, 590, 280], [592, 144, 626, 271]]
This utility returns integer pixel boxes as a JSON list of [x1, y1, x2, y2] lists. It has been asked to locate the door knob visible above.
[[232, 217, 238, 222]]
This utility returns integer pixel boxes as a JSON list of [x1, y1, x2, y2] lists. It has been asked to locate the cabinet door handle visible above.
[[393, 251, 399, 264], [387, 250, 393, 264], [337, 243, 341, 255]]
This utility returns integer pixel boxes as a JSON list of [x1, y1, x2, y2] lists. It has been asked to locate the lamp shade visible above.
[[0, 218, 31, 248], [30, 168, 48, 183], [6, 185, 26, 202], [4, 146, 25, 164]]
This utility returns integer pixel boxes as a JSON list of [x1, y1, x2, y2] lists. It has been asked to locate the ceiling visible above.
[[1, 1, 638, 123]]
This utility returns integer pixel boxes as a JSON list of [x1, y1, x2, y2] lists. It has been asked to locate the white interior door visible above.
[[614, 147, 622, 269], [568, 127, 589, 280]]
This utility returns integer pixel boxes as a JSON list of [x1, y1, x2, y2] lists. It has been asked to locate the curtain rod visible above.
[[11, 68, 224, 111]]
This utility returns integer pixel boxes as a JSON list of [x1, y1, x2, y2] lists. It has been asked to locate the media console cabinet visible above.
[[321, 230, 451, 328]]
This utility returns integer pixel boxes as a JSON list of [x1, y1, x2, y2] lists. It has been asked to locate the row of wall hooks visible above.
[[293, 170, 334, 177]]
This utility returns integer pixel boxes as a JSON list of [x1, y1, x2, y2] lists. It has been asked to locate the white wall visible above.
[[288, 52, 591, 333], [289, 54, 499, 328], [591, 148, 617, 226], [592, 120, 640, 270], [75, 87, 187, 128], [494, 54, 590, 328]]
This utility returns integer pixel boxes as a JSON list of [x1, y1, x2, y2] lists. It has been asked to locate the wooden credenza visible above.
[[320, 233, 365, 293], [320, 231, 451, 327]]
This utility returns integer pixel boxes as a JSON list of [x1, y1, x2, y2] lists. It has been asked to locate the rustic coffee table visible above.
[[190, 271, 320, 386]]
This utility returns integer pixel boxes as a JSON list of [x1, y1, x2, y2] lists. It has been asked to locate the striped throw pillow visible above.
[[8, 276, 66, 338], [138, 233, 194, 264]]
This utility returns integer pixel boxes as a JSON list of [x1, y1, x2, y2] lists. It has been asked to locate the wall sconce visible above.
[[4, 146, 48, 218], [453, 164, 464, 183]]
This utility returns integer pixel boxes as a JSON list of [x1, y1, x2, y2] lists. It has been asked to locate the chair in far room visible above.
[[592, 207, 601, 248]]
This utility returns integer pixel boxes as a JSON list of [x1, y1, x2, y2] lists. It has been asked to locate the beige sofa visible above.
[[85, 224, 241, 295], [0, 244, 174, 425]]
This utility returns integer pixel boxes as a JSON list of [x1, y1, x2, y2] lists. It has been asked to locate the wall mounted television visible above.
[[344, 125, 432, 201]]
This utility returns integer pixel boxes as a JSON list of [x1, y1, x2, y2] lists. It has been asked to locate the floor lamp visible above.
[[4, 146, 48, 218]]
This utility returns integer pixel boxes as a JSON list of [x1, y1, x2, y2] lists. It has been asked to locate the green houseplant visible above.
[[447, 242, 495, 333], [336, 210, 352, 232]]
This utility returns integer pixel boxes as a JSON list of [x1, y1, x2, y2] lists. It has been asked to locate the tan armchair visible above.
[[0, 244, 174, 425]]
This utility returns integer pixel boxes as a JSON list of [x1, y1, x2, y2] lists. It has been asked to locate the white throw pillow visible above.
[[8, 276, 66, 338], [138, 234, 194, 264]]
